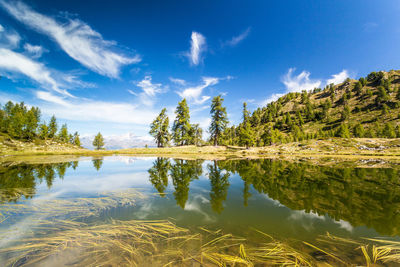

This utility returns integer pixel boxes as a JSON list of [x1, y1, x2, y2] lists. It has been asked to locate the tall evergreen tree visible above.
[[209, 95, 229, 146], [93, 132, 105, 150], [188, 124, 203, 146], [58, 124, 69, 142], [48, 115, 58, 138], [239, 102, 255, 148], [149, 108, 170, 147], [172, 99, 191, 146], [73, 132, 81, 147]]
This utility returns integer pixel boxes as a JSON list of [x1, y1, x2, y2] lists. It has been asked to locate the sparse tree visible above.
[[209, 95, 229, 146], [93, 132, 105, 150], [48, 115, 58, 138], [58, 124, 69, 143], [73, 132, 81, 147], [150, 108, 170, 147], [172, 99, 191, 146]]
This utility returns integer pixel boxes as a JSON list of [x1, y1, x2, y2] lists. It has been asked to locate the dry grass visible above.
[[2, 189, 400, 266]]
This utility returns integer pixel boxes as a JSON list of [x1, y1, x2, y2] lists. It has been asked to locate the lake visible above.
[[0, 156, 399, 266]]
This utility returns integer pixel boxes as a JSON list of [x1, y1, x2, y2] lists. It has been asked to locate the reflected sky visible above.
[[1, 156, 399, 244]]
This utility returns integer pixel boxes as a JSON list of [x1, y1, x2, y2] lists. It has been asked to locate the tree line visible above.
[[0, 101, 81, 146], [150, 71, 400, 148]]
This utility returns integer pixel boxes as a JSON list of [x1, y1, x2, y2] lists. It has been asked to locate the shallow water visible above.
[[1, 156, 400, 266]]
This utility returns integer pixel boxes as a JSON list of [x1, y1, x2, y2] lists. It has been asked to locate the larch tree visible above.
[[73, 132, 81, 147], [172, 99, 191, 146], [58, 124, 69, 142], [48, 115, 58, 138], [149, 108, 170, 147], [93, 132, 105, 150], [209, 95, 229, 146], [239, 102, 255, 148]]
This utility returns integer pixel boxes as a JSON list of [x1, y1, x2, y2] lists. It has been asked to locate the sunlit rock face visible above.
[[80, 132, 155, 149]]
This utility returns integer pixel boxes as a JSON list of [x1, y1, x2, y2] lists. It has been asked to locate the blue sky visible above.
[[0, 0, 400, 138]]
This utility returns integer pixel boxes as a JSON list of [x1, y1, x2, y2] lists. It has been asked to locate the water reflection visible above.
[[92, 158, 104, 171], [0, 162, 73, 203], [1, 157, 400, 236]]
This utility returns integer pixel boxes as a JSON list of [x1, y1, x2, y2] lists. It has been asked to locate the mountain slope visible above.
[[223, 70, 400, 146]]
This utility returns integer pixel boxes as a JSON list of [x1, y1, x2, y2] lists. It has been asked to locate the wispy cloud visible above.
[[177, 77, 219, 105], [260, 68, 321, 105], [222, 27, 251, 47], [35, 91, 158, 125], [186, 31, 206, 66], [0, 48, 71, 96], [282, 68, 321, 93], [0, 24, 21, 48], [0, 0, 140, 78], [133, 75, 166, 106], [326, 69, 349, 85], [23, 43, 46, 58], [169, 77, 186, 86]]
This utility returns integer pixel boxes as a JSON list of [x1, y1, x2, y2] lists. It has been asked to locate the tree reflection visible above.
[[92, 158, 104, 171], [0, 162, 74, 203], [170, 159, 203, 208], [148, 157, 170, 196], [207, 160, 230, 213]]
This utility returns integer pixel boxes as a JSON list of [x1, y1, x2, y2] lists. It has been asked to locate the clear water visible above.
[[1, 156, 399, 265]]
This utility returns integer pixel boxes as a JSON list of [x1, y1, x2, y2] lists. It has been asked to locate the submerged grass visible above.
[[1, 189, 400, 266]]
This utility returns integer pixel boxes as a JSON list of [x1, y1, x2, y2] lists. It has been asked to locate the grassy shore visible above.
[[1, 138, 400, 166]]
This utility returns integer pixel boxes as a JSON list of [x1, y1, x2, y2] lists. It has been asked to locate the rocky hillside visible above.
[[225, 70, 400, 146]]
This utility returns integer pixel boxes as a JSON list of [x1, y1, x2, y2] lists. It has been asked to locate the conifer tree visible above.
[[39, 123, 49, 139], [93, 132, 105, 150], [189, 124, 203, 146], [336, 123, 351, 138], [209, 95, 229, 146], [73, 132, 81, 147], [353, 124, 365, 138], [58, 124, 69, 142], [239, 102, 255, 148], [172, 99, 191, 146], [48, 115, 58, 138], [150, 108, 170, 147]]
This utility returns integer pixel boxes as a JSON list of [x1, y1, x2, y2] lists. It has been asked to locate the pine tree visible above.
[[150, 108, 170, 147], [172, 99, 191, 146], [353, 124, 365, 138], [189, 124, 203, 146], [93, 132, 105, 150], [73, 132, 81, 147], [39, 123, 49, 139], [209, 95, 229, 146], [48, 115, 58, 138], [383, 123, 396, 138], [239, 102, 255, 148], [336, 123, 351, 138], [58, 124, 69, 142]]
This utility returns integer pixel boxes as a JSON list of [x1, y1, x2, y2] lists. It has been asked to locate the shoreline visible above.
[[1, 138, 400, 167]]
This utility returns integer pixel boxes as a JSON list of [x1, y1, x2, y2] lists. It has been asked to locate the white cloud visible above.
[[35, 91, 158, 125], [222, 27, 251, 47], [35, 91, 69, 106], [23, 43, 45, 58], [187, 31, 206, 66], [282, 68, 321, 93], [5, 31, 20, 47], [177, 77, 219, 105], [260, 93, 285, 106], [134, 75, 166, 106], [260, 68, 322, 106], [0, 0, 140, 78], [326, 69, 349, 85], [0, 24, 4, 32], [0, 48, 71, 96], [169, 77, 186, 86]]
